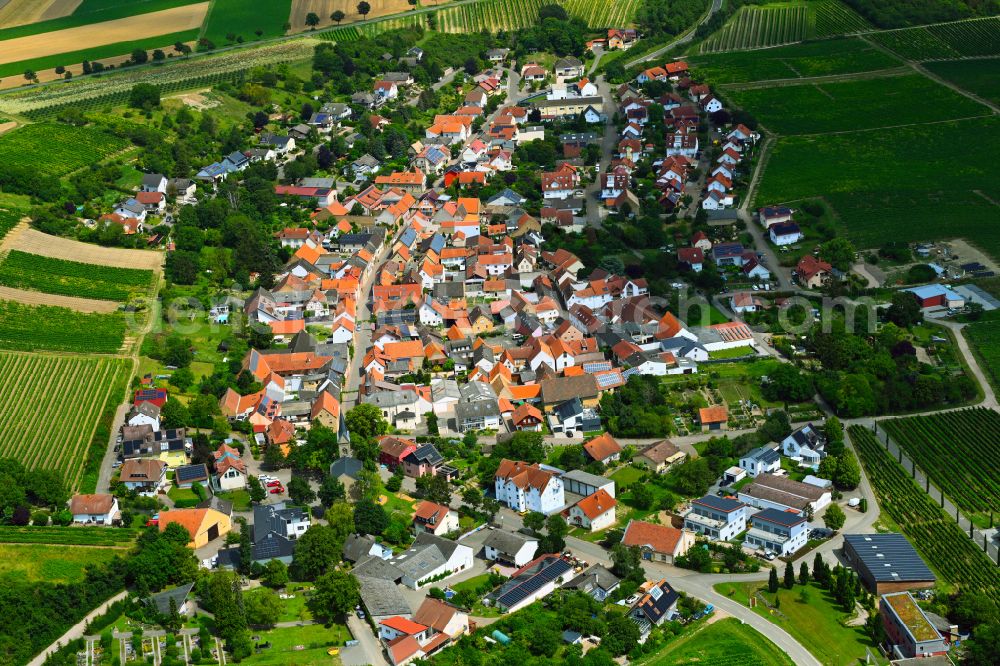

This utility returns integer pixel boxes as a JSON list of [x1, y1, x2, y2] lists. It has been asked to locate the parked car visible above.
[[269, 486, 285, 494], [266, 480, 282, 488]]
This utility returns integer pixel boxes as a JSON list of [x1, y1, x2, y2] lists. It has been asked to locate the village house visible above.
[[633, 439, 686, 474], [412, 501, 459, 537], [69, 493, 120, 525], [622, 520, 695, 564], [494, 459, 565, 514], [681, 494, 747, 541], [566, 488, 617, 532]]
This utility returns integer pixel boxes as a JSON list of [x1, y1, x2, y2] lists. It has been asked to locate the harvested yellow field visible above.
[[6, 227, 164, 271], [288, 0, 450, 32], [0, 0, 81, 29], [0, 2, 209, 65]]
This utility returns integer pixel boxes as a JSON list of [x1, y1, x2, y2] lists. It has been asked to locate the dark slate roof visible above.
[[483, 529, 536, 556], [844, 533, 935, 583], [357, 575, 411, 617], [330, 456, 363, 479], [148, 583, 194, 615], [343, 533, 378, 562], [565, 564, 620, 593], [253, 503, 305, 545], [353, 555, 403, 581]]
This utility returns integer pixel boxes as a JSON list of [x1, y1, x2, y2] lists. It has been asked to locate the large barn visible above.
[[843, 533, 936, 594]]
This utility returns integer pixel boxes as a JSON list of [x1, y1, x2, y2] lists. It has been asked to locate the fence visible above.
[[871, 421, 1000, 565]]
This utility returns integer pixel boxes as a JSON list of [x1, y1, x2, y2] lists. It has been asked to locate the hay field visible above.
[[288, 0, 450, 32], [0, 0, 81, 29], [0, 1, 208, 65], [5, 227, 164, 271]]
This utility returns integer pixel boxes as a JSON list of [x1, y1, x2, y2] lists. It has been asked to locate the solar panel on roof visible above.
[[582, 361, 612, 373], [595, 372, 621, 388], [497, 558, 572, 608]]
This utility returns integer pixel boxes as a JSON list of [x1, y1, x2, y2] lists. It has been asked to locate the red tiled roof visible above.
[[583, 433, 622, 461], [623, 519, 685, 554], [575, 488, 616, 520]]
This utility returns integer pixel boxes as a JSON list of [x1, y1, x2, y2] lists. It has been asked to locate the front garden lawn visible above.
[[713, 581, 880, 666]]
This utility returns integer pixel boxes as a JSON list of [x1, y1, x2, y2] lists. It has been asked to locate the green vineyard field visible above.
[[689, 36, 898, 84], [0, 250, 155, 302], [867, 16, 1000, 60], [923, 58, 1000, 106], [0, 208, 21, 243], [882, 409, 1000, 524], [699, 0, 871, 53], [0, 300, 126, 354], [320, 0, 642, 40], [0, 123, 129, 177], [726, 73, 986, 135], [0, 351, 130, 488], [964, 318, 1000, 393], [850, 426, 1000, 610], [754, 116, 1000, 259]]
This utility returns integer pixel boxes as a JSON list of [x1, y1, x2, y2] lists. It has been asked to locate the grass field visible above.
[[609, 465, 645, 489], [689, 37, 899, 84], [882, 409, 1000, 526], [0, 0, 203, 42], [240, 622, 351, 666], [867, 16, 1000, 60], [923, 57, 1000, 106], [755, 116, 1000, 258], [850, 426, 1000, 610], [201, 0, 293, 44], [647, 618, 794, 665], [698, 0, 871, 53], [713, 581, 878, 666], [0, 543, 126, 583], [0, 300, 127, 353], [727, 73, 988, 135], [0, 351, 130, 486], [0, 250, 155, 302], [0, 526, 137, 546], [0, 123, 129, 178]]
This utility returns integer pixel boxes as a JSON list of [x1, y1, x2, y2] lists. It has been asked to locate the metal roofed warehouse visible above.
[[843, 533, 936, 594]]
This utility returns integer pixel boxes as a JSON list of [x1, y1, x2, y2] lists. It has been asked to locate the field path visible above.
[[0, 2, 209, 66]]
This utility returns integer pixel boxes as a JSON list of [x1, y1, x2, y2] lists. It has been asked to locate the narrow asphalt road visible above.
[[624, 0, 724, 69], [585, 75, 617, 229]]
